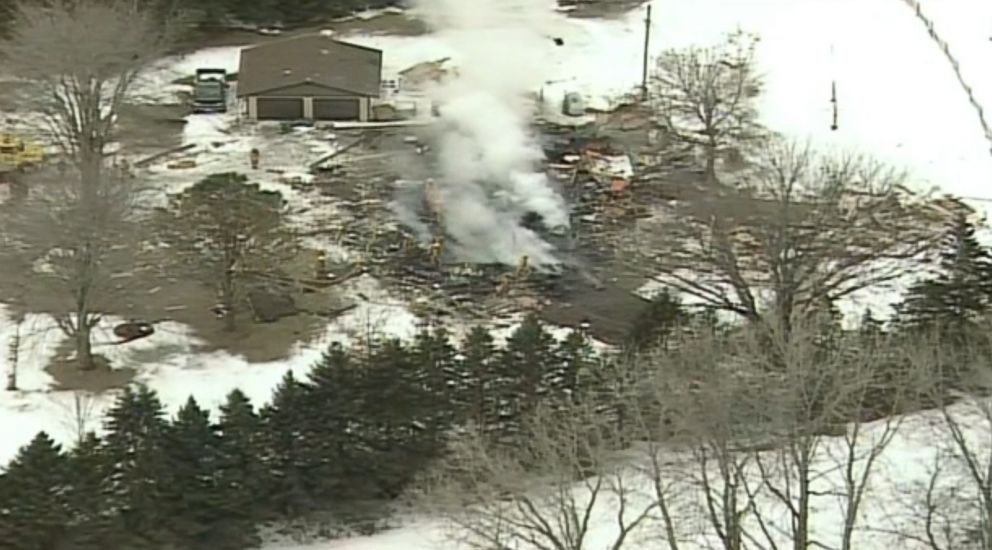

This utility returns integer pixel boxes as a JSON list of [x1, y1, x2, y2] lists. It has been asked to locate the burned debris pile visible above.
[[288, 118, 698, 333]]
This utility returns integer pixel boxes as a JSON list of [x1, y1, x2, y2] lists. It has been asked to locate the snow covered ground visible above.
[[252, 400, 987, 550], [3, 0, 992, 546]]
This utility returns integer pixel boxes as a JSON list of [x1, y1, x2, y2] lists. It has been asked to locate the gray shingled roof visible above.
[[236, 34, 382, 97]]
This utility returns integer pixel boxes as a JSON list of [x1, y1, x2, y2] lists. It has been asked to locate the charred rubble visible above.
[[297, 122, 687, 336]]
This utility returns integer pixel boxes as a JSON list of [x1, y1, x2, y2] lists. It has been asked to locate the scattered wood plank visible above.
[[301, 303, 359, 319], [308, 135, 370, 170], [134, 143, 197, 168]]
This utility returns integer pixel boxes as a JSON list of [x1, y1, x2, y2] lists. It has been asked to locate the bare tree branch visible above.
[[897, 327, 992, 550], [0, 0, 178, 368], [418, 401, 657, 550], [651, 30, 767, 182], [625, 139, 948, 333]]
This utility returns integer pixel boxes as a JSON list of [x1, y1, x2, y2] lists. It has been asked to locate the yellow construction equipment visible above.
[[0, 133, 44, 171]]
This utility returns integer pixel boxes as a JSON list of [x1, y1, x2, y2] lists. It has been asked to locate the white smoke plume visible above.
[[409, 0, 571, 269]]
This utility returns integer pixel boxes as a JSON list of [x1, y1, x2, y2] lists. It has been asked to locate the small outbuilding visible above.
[[237, 34, 383, 122]]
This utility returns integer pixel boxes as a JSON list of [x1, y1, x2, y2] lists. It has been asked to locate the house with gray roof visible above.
[[237, 34, 383, 122]]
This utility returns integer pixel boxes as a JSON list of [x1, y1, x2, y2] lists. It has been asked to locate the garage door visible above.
[[256, 97, 303, 120], [313, 98, 360, 121]]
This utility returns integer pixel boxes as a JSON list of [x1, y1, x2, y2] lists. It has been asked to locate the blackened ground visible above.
[[540, 271, 651, 345]]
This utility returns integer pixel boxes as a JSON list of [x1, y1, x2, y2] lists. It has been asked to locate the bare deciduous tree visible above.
[[156, 172, 299, 332], [0, 0, 177, 369], [5, 311, 23, 391], [651, 30, 765, 182], [420, 402, 659, 550], [627, 139, 946, 336], [1, 172, 153, 369], [0, 0, 177, 182], [630, 324, 770, 550], [741, 313, 921, 550], [888, 328, 992, 550], [628, 315, 920, 550], [55, 390, 100, 445]]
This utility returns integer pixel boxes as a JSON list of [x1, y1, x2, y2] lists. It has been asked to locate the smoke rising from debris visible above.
[[408, 0, 570, 268]]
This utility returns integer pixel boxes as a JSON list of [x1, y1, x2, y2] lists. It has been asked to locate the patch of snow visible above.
[[0, 275, 420, 465], [183, 113, 236, 143], [263, 523, 440, 550], [0, 306, 66, 392], [259, 400, 986, 550]]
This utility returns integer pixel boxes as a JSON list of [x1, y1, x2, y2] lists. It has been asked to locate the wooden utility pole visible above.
[[829, 43, 838, 131], [830, 80, 839, 131], [641, 4, 652, 100]]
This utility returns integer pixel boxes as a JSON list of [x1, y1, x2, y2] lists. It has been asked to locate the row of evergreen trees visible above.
[[0, 0, 399, 36], [0, 317, 597, 550], [898, 212, 992, 334], [181, 0, 399, 29]]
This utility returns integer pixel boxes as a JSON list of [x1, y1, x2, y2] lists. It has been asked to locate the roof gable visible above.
[[237, 35, 382, 97]]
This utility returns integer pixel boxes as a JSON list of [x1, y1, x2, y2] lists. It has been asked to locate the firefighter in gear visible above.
[[314, 250, 328, 279], [118, 158, 133, 179], [250, 148, 260, 170], [496, 272, 513, 297], [429, 236, 444, 267], [515, 254, 531, 281], [403, 236, 418, 254]]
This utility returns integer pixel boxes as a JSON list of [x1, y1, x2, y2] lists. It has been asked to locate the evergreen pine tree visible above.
[[63, 432, 115, 549], [305, 344, 358, 500], [102, 385, 173, 549], [455, 326, 498, 434], [215, 389, 266, 539], [259, 370, 317, 518], [409, 327, 459, 428], [498, 314, 556, 438], [163, 396, 238, 550], [0, 432, 70, 550], [898, 213, 992, 334], [626, 289, 687, 351], [360, 338, 440, 499], [547, 330, 593, 405]]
